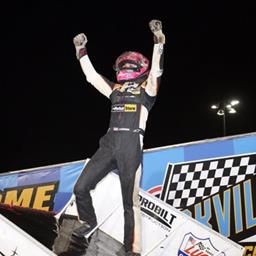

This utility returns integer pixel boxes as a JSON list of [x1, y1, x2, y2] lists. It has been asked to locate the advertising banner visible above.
[[142, 132, 256, 255], [0, 132, 255, 254], [0, 160, 87, 214]]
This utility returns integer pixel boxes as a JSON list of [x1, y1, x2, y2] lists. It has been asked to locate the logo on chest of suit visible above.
[[112, 104, 137, 112], [126, 87, 141, 95], [117, 82, 141, 95]]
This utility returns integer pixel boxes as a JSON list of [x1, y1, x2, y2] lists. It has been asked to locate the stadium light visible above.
[[210, 99, 240, 136]]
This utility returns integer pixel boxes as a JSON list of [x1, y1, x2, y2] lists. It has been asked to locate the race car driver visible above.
[[72, 19, 165, 256]]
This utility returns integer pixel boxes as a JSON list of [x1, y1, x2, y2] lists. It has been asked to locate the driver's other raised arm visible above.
[[73, 33, 114, 98]]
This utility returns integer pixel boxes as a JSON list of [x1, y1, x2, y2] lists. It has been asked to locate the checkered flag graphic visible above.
[[160, 153, 256, 209]]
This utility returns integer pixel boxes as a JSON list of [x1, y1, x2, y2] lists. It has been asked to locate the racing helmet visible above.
[[114, 51, 150, 83]]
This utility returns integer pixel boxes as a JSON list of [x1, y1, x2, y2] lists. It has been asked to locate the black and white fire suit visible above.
[[73, 43, 164, 254]]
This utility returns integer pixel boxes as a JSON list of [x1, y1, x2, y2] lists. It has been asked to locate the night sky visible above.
[[2, 2, 256, 172]]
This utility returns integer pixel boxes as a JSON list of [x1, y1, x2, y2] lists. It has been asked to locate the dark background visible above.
[[1, 1, 256, 172]]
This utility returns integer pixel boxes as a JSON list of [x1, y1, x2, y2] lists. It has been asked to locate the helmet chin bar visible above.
[[116, 71, 149, 84]]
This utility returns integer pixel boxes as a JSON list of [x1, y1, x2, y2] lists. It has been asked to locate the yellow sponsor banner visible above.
[[0, 182, 58, 211], [124, 104, 137, 112]]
